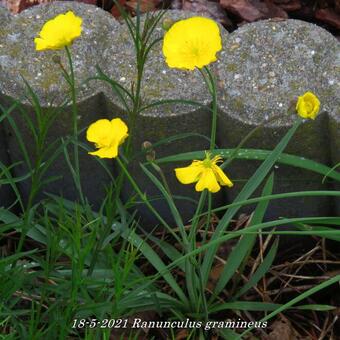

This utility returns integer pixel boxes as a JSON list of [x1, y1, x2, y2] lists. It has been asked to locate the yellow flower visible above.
[[34, 11, 82, 51], [86, 118, 128, 159], [296, 91, 320, 120], [162, 17, 222, 70], [175, 153, 233, 193]]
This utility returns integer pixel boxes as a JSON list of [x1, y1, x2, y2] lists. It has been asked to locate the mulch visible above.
[[1, 0, 339, 37]]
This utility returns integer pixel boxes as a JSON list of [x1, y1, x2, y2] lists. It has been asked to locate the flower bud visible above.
[[142, 141, 155, 161], [142, 141, 153, 150], [162, 18, 175, 31], [52, 55, 61, 64]]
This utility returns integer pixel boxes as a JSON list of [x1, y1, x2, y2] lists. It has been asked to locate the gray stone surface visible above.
[[0, 7, 14, 208], [0, 2, 121, 208], [105, 11, 229, 224], [322, 49, 340, 215], [215, 19, 340, 219], [0, 6, 10, 24], [0, 1, 120, 106]]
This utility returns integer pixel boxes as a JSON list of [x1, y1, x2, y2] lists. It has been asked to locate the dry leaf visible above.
[[110, 0, 127, 17], [181, 0, 233, 27], [126, 0, 160, 14], [4, 0, 44, 14], [315, 8, 340, 29], [220, 0, 262, 21], [266, 318, 303, 340], [275, 0, 301, 12], [220, 0, 288, 22], [207, 262, 224, 291], [176, 329, 189, 340]]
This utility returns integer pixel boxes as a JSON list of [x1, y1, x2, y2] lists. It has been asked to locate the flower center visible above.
[[202, 158, 213, 168], [305, 101, 313, 112], [191, 46, 200, 56]]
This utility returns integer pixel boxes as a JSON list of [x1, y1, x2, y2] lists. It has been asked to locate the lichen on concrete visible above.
[[0, 6, 11, 25], [0, 1, 120, 107], [216, 19, 339, 127]]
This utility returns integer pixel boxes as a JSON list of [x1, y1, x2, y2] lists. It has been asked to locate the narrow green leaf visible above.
[[295, 224, 340, 241], [296, 304, 336, 311], [210, 301, 336, 313], [122, 228, 188, 306], [156, 148, 340, 182], [201, 120, 301, 288], [233, 239, 278, 300], [140, 163, 186, 240], [0, 249, 37, 265], [214, 173, 274, 296], [200, 190, 340, 217], [218, 328, 240, 340], [238, 275, 340, 339], [210, 301, 283, 312], [147, 234, 185, 272]]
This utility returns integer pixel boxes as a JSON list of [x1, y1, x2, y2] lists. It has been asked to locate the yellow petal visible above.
[[88, 145, 118, 159], [175, 161, 203, 184], [296, 91, 320, 120], [86, 119, 114, 147], [162, 17, 222, 70], [110, 118, 129, 146], [34, 37, 48, 51], [34, 11, 82, 51], [86, 118, 128, 159], [212, 164, 233, 187], [195, 168, 220, 193]]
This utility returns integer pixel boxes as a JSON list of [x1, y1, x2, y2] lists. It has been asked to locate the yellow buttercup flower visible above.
[[86, 118, 128, 159], [175, 153, 233, 193], [34, 11, 82, 51], [296, 91, 320, 120], [162, 17, 222, 70]]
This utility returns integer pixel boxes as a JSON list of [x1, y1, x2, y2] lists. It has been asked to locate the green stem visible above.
[[150, 161, 172, 196], [65, 46, 84, 204], [202, 67, 217, 151], [125, 37, 145, 158], [184, 192, 205, 308], [189, 192, 207, 245], [222, 114, 284, 169], [200, 192, 212, 256]]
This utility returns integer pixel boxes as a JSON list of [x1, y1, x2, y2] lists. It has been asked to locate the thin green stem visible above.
[[197, 190, 340, 218], [222, 114, 283, 169], [65, 46, 84, 204], [202, 67, 217, 151], [200, 192, 212, 254], [150, 161, 173, 196], [189, 192, 207, 245]]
